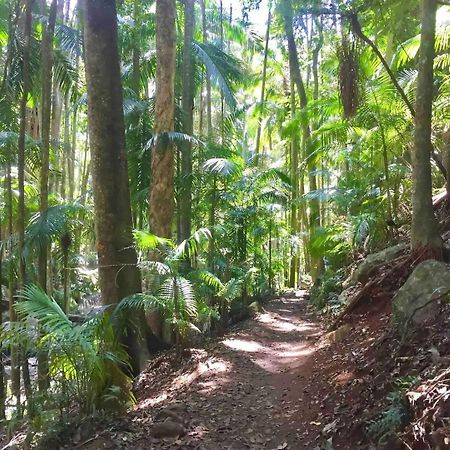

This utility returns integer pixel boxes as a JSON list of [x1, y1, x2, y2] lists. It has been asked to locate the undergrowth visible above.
[[310, 269, 345, 312], [367, 376, 416, 443]]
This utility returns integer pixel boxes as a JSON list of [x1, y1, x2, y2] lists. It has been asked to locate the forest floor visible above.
[[60, 289, 450, 450]]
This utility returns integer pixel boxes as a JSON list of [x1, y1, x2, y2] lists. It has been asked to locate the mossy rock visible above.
[[392, 260, 450, 329], [350, 244, 408, 285]]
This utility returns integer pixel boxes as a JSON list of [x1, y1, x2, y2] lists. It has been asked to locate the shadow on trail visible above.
[[132, 295, 325, 450]]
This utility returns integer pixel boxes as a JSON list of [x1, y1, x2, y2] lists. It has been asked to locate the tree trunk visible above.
[[411, 0, 442, 256], [255, 5, 272, 167], [38, 0, 57, 392], [132, 0, 141, 97], [309, 18, 324, 281], [150, 0, 176, 238], [282, 0, 323, 281], [0, 203, 4, 420], [179, 0, 195, 243], [83, 0, 147, 373], [201, 0, 212, 138], [16, 0, 35, 415], [289, 77, 299, 288]]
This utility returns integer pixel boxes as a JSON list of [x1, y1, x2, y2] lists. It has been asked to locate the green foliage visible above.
[[310, 269, 345, 311], [367, 377, 415, 443], [1, 285, 133, 416]]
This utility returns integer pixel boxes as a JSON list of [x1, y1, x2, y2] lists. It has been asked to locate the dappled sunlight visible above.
[[135, 357, 233, 410], [217, 299, 321, 375], [258, 312, 317, 334], [223, 338, 265, 352]]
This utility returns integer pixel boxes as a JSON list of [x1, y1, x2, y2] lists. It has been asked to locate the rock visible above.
[[155, 408, 184, 424], [392, 260, 450, 329], [337, 286, 358, 305], [155, 403, 187, 424], [249, 301, 265, 317], [350, 244, 407, 285], [149, 420, 186, 438], [323, 324, 351, 345]]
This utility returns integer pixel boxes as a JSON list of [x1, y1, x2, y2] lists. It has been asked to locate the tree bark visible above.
[[281, 0, 322, 281], [38, 0, 57, 392], [16, 0, 35, 414], [201, 0, 212, 138], [411, 0, 442, 255], [179, 0, 195, 243], [150, 0, 176, 238], [255, 6, 272, 167], [83, 0, 146, 373]]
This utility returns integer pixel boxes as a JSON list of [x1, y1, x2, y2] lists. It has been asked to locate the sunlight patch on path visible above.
[[135, 357, 232, 409], [222, 338, 264, 352], [221, 299, 321, 374], [258, 312, 316, 333]]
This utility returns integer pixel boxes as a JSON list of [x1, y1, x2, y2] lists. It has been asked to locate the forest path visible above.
[[127, 294, 331, 450]]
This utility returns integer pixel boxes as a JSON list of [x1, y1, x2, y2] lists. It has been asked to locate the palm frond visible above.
[[16, 285, 72, 335]]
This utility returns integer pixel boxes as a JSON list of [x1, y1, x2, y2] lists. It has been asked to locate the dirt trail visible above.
[[75, 294, 372, 450], [125, 294, 331, 450], [187, 295, 323, 449]]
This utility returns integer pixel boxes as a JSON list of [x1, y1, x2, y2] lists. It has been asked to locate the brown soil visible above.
[[62, 292, 450, 450]]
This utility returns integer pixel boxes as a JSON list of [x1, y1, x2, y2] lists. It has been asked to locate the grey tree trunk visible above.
[[411, 0, 442, 256], [15, 0, 35, 411], [281, 0, 322, 281], [255, 6, 272, 167], [38, 0, 57, 392], [201, 0, 212, 138]]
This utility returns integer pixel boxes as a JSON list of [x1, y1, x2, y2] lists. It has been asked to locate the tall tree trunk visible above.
[[83, 0, 147, 373], [411, 0, 442, 255], [38, 0, 57, 392], [201, 0, 212, 138], [350, 12, 447, 180], [282, 0, 322, 281], [0, 203, 4, 420], [16, 0, 35, 415], [255, 5, 272, 166], [309, 18, 324, 281], [179, 0, 195, 243], [289, 77, 299, 288], [151, 0, 176, 238], [132, 0, 141, 97]]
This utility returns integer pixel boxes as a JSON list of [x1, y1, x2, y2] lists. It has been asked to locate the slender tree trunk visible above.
[[282, 0, 322, 281], [289, 77, 299, 288], [201, 0, 212, 138], [38, 0, 57, 392], [350, 12, 447, 180], [150, 0, 176, 238], [444, 127, 450, 203], [62, 93, 71, 199], [6, 161, 20, 409], [83, 0, 147, 373], [208, 176, 217, 271], [309, 18, 324, 281], [16, 0, 35, 415], [255, 5, 272, 166], [179, 0, 195, 243], [0, 206, 4, 420], [411, 0, 442, 256], [0, 4, 19, 417], [132, 0, 141, 97]]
